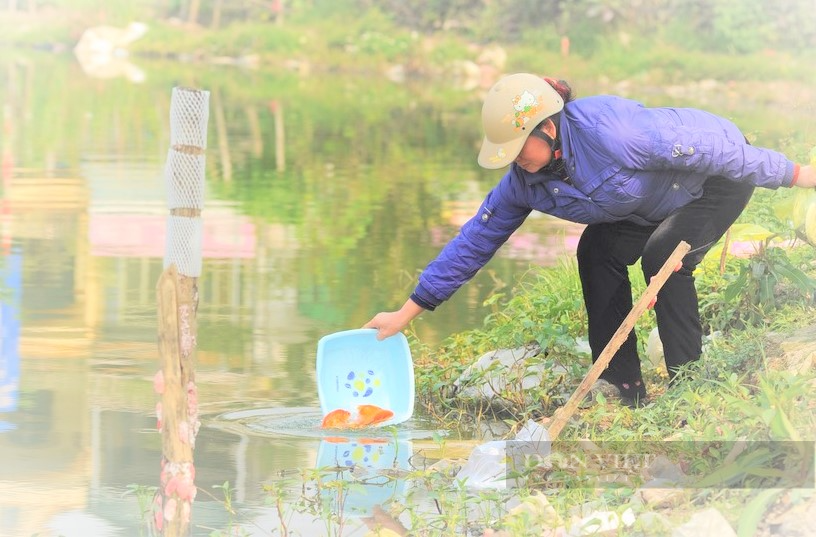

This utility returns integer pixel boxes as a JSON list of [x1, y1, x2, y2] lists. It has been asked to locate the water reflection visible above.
[[1, 52, 563, 536], [2, 49, 811, 535], [316, 436, 411, 517], [0, 250, 20, 419], [211, 407, 430, 534]]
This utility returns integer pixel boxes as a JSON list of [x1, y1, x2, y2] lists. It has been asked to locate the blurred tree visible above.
[[5, 0, 36, 13], [188, 0, 201, 24], [3, 0, 816, 54], [469, 0, 816, 55], [708, 0, 775, 53], [478, 0, 565, 41], [379, 0, 484, 32]]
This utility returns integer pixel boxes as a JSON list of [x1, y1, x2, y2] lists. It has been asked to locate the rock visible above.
[[425, 459, 458, 475], [635, 512, 673, 534], [568, 507, 635, 536], [574, 338, 591, 356], [773, 324, 816, 373], [672, 508, 736, 537], [384, 64, 405, 83], [449, 59, 482, 90], [767, 494, 816, 537], [476, 419, 512, 440], [504, 492, 562, 529], [637, 481, 687, 508], [646, 455, 687, 483], [73, 21, 148, 82], [476, 45, 507, 70], [74, 21, 148, 55], [452, 342, 544, 406]]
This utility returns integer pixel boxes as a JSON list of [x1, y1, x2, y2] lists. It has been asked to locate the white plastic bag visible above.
[[455, 420, 551, 489]]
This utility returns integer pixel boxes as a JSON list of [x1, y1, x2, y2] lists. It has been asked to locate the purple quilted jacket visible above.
[[411, 95, 796, 310]]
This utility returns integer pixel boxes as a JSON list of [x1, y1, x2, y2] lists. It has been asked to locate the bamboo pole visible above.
[[545, 240, 691, 440]]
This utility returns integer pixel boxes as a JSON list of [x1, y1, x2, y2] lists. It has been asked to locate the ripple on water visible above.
[[212, 406, 438, 441]]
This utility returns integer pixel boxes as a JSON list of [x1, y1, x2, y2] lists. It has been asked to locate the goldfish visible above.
[[356, 404, 394, 426], [320, 409, 351, 429], [320, 404, 395, 429]]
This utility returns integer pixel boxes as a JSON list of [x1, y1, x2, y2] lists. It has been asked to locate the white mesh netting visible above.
[[164, 86, 210, 277], [165, 147, 205, 210], [165, 215, 203, 277], [170, 87, 210, 149]]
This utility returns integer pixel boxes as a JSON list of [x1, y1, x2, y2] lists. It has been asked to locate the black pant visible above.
[[576, 176, 755, 384]]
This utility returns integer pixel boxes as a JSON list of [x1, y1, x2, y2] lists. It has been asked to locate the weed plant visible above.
[[392, 192, 816, 534]]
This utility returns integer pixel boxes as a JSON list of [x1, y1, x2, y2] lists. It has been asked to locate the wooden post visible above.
[[154, 266, 199, 535], [153, 87, 209, 536]]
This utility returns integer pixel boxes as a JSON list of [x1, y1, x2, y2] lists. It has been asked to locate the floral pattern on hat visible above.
[[511, 90, 544, 130]]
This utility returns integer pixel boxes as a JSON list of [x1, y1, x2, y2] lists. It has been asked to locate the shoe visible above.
[[616, 379, 647, 407], [588, 379, 621, 399], [587, 378, 647, 408]]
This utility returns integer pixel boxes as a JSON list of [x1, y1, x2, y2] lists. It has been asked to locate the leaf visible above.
[[770, 261, 816, 293], [772, 195, 796, 223], [723, 270, 748, 302], [693, 447, 772, 488], [759, 274, 775, 306], [790, 189, 816, 227], [737, 489, 783, 537], [806, 203, 816, 243], [483, 293, 505, 306], [745, 467, 787, 478], [769, 406, 802, 442], [727, 223, 775, 242]]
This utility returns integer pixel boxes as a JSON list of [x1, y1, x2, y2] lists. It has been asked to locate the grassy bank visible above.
[[372, 190, 816, 534], [409, 191, 816, 437], [2, 6, 816, 87]]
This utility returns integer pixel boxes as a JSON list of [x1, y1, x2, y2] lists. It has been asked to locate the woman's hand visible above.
[[794, 164, 816, 188], [363, 299, 425, 340]]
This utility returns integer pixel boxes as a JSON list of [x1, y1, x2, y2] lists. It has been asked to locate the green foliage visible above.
[[475, 0, 563, 43], [210, 481, 239, 534], [7, 0, 816, 58], [481, 260, 585, 349], [424, 33, 474, 65], [695, 189, 816, 334], [470, 0, 816, 55], [129, 20, 304, 58], [123, 483, 158, 536], [43, 0, 145, 23], [726, 245, 816, 312], [706, 0, 776, 54], [375, 0, 485, 33], [697, 241, 816, 333]]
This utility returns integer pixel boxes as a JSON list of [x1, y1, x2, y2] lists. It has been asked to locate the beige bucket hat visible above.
[[477, 73, 564, 169]]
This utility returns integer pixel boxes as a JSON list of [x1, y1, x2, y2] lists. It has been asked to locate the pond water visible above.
[[0, 49, 813, 536]]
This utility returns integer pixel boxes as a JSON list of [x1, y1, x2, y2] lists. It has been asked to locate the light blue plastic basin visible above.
[[315, 328, 414, 426]]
